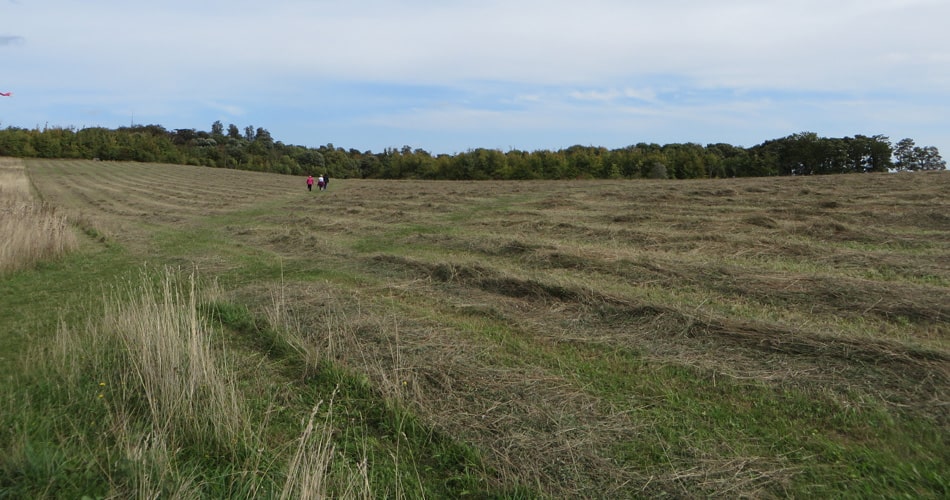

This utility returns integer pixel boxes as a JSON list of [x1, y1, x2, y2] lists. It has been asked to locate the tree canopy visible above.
[[0, 123, 944, 180]]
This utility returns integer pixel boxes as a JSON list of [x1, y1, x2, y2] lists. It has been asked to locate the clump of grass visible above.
[[0, 267, 240, 496], [1, 267, 372, 498], [280, 399, 350, 500], [262, 267, 323, 377], [0, 160, 79, 274], [105, 268, 246, 448]]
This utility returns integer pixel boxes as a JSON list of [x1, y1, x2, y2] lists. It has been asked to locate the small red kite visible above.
[[0, 92, 12, 97]]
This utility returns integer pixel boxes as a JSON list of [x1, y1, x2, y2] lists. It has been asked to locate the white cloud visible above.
[[10, 0, 948, 91], [3, 0, 948, 154]]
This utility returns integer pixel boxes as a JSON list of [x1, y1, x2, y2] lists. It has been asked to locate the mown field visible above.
[[2, 158, 948, 498]]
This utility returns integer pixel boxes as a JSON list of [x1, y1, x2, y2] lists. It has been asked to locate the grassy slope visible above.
[[2, 158, 947, 497]]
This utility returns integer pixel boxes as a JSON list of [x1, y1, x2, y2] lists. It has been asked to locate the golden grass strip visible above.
[[0, 159, 78, 273]]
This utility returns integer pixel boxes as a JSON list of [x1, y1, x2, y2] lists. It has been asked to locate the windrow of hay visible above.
[[0, 158, 78, 274], [368, 252, 949, 417]]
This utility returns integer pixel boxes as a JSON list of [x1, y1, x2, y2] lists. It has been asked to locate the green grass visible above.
[[3, 160, 947, 497], [1, 263, 524, 498], [0, 244, 133, 378]]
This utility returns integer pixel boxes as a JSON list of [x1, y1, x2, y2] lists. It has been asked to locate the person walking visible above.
[[317, 175, 325, 191], [307, 175, 314, 191], [322, 173, 329, 190]]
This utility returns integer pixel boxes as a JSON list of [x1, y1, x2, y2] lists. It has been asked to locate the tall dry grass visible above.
[[263, 267, 323, 376], [108, 269, 246, 447], [31, 267, 373, 497], [280, 401, 342, 500], [40, 268, 244, 494], [0, 158, 78, 274]]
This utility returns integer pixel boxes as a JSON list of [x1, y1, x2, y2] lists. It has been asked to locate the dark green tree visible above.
[[894, 138, 945, 171], [915, 145, 946, 171], [893, 138, 919, 171], [647, 161, 668, 179], [846, 135, 892, 173], [227, 124, 241, 139], [359, 155, 382, 178]]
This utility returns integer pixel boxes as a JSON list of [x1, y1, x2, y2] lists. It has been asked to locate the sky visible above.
[[2, 0, 948, 156]]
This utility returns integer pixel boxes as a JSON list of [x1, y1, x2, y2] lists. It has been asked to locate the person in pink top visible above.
[[307, 175, 314, 191]]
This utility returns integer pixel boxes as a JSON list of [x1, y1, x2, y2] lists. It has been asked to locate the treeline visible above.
[[0, 122, 944, 179]]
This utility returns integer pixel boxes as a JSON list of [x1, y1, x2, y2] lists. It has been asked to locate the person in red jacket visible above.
[[307, 175, 314, 191]]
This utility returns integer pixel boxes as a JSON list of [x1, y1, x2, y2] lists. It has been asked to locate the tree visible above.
[[892, 138, 944, 171], [227, 124, 241, 140], [846, 134, 892, 173], [776, 132, 823, 175], [31, 127, 62, 158], [296, 150, 325, 172], [893, 138, 917, 171], [664, 143, 706, 178], [211, 120, 224, 137], [359, 155, 381, 178], [173, 128, 197, 145], [647, 162, 668, 179], [254, 128, 273, 148], [916, 145, 946, 171]]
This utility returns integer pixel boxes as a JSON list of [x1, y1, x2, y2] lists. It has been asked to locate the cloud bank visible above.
[[2, 0, 948, 154]]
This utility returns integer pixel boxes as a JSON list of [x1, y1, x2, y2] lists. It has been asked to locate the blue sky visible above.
[[2, 0, 948, 156]]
